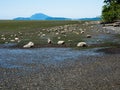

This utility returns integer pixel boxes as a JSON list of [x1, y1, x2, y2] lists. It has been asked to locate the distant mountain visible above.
[[30, 13, 50, 20], [13, 17, 30, 20], [79, 17, 101, 21], [13, 13, 100, 21], [13, 13, 71, 20]]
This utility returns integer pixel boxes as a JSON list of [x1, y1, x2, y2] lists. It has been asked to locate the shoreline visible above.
[[0, 42, 120, 55], [0, 21, 120, 90]]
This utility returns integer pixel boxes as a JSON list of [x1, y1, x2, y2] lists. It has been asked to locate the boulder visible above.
[[48, 38, 52, 44], [15, 37, 19, 41], [77, 42, 87, 47], [113, 23, 120, 27], [41, 34, 46, 37], [1, 37, 6, 40], [10, 40, 15, 42], [23, 42, 34, 48], [86, 35, 92, 38], [57, 41, 65, 45], [81, 31, 84, 34]]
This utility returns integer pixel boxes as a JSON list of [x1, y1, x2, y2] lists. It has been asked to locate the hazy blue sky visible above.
[[0, 0, 104, 19]]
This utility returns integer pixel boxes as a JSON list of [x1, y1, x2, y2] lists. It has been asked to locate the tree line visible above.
[[102, 0, 120, 22]]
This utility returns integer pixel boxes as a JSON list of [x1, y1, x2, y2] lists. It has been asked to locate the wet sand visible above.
[[0, 51, 120, 90]]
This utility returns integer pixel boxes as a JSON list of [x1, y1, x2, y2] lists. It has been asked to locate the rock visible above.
[[41, 34, 46, 37], [106, 31, 110, 34], [10, 35, 13, 37], [81, 31, 84, 34], [23, 42, 34, 48], [14, 34, 17, 37], [86, 35, 92, 38], [56, 32, 59, 35], [15, 37, 19, 41], [58, 37, 61, 39], [48, 38, 52, 44], [77, 42, 87, 47], [17, 40, 21, 43], [74, 31, 79, 35], [113, 23, 118, 27], [10, 40, 15, 42], [113, 22, 120, 27], [1, 37, 6, 40], [18, 32, 22, 35], [57, 41, 65, 45], [68, 40, 72, 42], [1, 35, 4, 37], [61, 31, 66, 34]]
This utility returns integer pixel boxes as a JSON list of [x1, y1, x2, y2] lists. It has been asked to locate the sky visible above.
[[0, 0, 104, 19]]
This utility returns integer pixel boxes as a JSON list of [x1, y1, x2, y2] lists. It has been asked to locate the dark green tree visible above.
[[104, 0, 120, 4], [102, 0, 120, 22]]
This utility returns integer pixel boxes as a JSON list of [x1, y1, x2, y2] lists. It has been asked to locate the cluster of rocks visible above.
[[22, 23, 92, 48], [23, 40, 87, 48], [113, 22, 120, 27], [103, 21, 120, 27], [0, 22, 96, 48], [0, 33, 21, 44]]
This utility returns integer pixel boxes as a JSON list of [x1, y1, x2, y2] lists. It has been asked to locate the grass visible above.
[[0, 20, 79, 31], [0, 20, 120, 48], [0, 20, 87, 47]]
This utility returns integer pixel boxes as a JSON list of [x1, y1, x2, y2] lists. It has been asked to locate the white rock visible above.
[[23, 42, 34, 48], [10, 35, 13, 37], [1, 37, 6, 40], [77, 42, 87, 47], [86, 35, 92, 38], [61, 31, 66, 34], [68, 40, 72, 42], [48, 38, 52, 44], [10, 40, 15, 42], [41, 34, 46, 37], [14, 34, 17, 37], [56, 32, 59, 35], [58, 37, 61, 39], [1, 35, 4, 37], [57, 41, 65, 45], [18, 32, 22, 34], [81, 31, 84, 34], [15, 37, 19, 41], [17, 40, 21, 43]]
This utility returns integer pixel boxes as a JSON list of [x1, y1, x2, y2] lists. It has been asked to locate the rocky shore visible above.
[[0, 21, 120, 90]]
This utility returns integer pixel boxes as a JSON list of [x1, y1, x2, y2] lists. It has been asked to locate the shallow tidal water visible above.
[[0, 48, 103, 69]]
